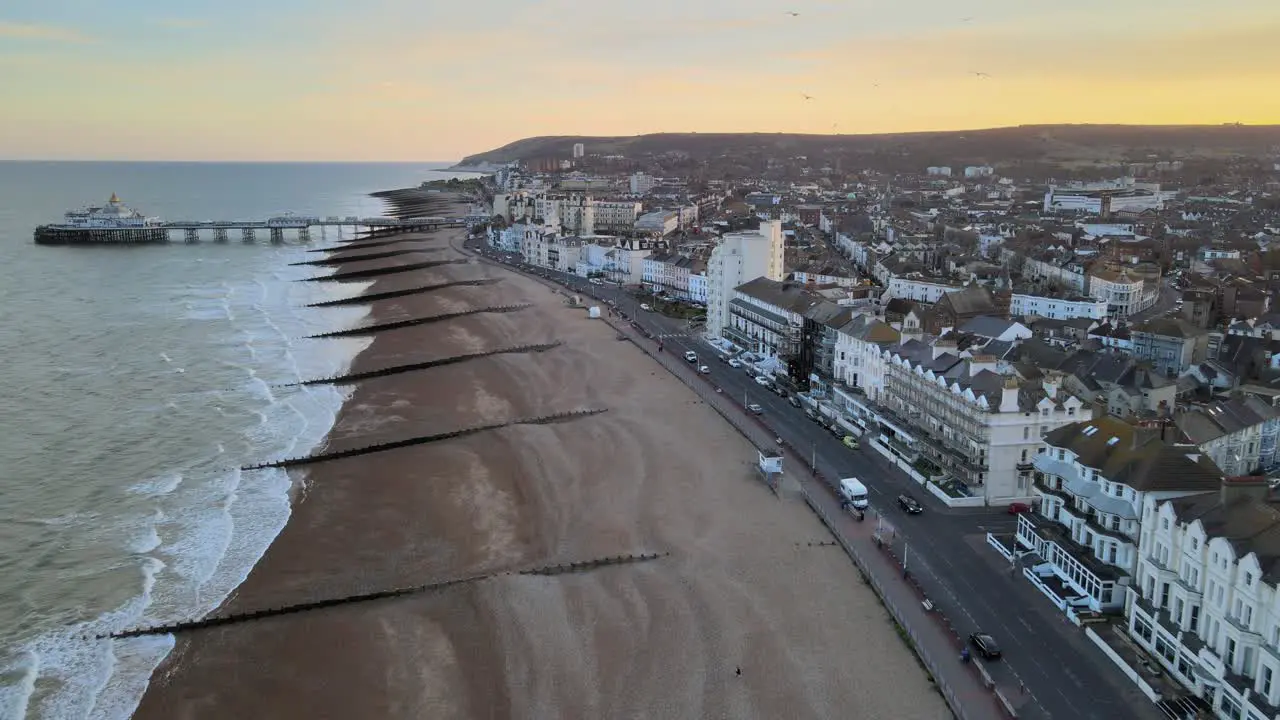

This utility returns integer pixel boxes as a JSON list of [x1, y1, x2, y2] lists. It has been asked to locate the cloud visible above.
[[0, 21, 90, 43], [154, 18, 207, 29]]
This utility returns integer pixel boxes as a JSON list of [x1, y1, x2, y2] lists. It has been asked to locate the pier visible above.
[[34, 214, 471, 245]]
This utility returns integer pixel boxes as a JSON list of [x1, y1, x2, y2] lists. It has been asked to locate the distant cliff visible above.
[[457, 125, 1280, 170]]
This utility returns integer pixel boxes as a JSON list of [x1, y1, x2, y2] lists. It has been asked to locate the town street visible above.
[[477, 251, 1164, 720]]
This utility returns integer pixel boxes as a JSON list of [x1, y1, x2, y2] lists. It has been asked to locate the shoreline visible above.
[[132, 189, 947, 719]]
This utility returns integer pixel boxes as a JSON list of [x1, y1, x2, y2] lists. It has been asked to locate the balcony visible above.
[[1033, 474, 1074, 503]]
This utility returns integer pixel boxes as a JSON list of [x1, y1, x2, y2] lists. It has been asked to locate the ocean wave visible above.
[[7, 243, 368, 719]]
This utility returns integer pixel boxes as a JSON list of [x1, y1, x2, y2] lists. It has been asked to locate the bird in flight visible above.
[[787, 11, 800, 16], [960, 16, 974, 22], [971, 71, 991, 79], [801, 93, 815, 100]]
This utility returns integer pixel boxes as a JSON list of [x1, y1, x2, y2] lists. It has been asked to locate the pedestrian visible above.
[[735, 666, 742, 676]]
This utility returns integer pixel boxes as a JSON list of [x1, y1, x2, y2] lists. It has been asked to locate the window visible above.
[[1068, 406, 1076, 416], [1265, 665, 1276, 698], [1245, 572, 1255, 587], [1163, 518, 1170, 530], [1024, 426, 1030, 440]]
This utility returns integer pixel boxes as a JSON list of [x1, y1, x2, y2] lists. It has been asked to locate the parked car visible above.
[[698, 365, 711, 374], [746, 404, 764, 415], [969, 632, 1002, 660], [589, 278, 603, 285], [684, 351, 698, 363], [1007, 502, 1032, 515], [788, 396, 802, 409], [727, 358, 742, 368], [898, 494, 923, 514], [754, 375, 772, 387], [640, 303, 652, 312], [842, 435, 860, 450]]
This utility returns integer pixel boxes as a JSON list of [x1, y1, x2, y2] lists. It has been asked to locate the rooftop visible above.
[[1043, 416, 1223, 492]]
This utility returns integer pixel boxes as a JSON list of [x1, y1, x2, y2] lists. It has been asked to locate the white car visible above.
[[589, 278, 603, 285], [640, 303, 652, 311], [727, 358, 742, 368], [754, 375, 772, 387], [684, 351, 698, 363], [698, 365, 711, 374]]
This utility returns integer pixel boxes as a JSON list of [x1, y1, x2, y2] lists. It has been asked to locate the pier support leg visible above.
[[184, 228, 199, 243], [298, 227, 311, 243], [242, 228, 256, 243], [269, 228, 285, 244], [213, 228, 229, 242]]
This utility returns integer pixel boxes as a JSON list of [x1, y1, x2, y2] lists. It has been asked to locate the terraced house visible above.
[[1132, 478, 1280, 720], [1021, 417, 1222, 615]]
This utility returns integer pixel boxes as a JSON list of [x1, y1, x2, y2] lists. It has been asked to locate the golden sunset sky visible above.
[[2, 0, 1279, 160]]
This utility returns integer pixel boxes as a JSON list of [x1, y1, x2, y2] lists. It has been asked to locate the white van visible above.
[[839, 477, 869, 509]]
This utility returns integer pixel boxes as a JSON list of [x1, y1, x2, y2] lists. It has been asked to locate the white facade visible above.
[[707, 221, 785, 339], [629, 173, 657, 195], [882, 348, 1087, 503], [886, 276, 966, 304], [593, 200, 643, 233], [572, 142, 585, 158], [1089, 269, 1155, 318], [1128, 486, 1280, 720], [635, 210, 678, 236], [964, 166, 994, 178], [689, 273, 708, 305], [536, 194, 595, 236], [832, 314, 901, 403], [576, 243, 649, 285], [1024, 256, 1088, 294], [792, 271, 862, 288], [1010, 293, 1109, 321], [1044, 186, 1165, 214], [641, 254, 701, 301]]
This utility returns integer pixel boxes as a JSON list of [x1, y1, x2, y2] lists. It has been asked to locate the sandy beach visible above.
[[132, 192, 949, 720]]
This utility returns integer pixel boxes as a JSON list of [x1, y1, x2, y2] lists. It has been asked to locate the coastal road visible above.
[[467, 247, 1162, 720]]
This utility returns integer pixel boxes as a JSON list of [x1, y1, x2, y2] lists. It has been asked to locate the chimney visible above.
[[968, 354, 998, 375], [1042, 370, 1062, 399], [1220, 476, 1270, 506], [999, 376, 1021, 412]]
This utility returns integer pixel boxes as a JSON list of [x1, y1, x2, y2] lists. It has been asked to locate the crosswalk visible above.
[[654, 332, 693, 340]]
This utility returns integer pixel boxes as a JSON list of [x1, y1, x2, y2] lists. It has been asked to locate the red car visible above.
[[1007, 502, 1032, 515]]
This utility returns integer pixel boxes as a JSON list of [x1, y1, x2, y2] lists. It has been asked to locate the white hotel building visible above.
[[1010, 292, 1109, 321], [1130, 478, 1280, 720], [707, 221, 784, 340], [1017, 417, 1221, 615]]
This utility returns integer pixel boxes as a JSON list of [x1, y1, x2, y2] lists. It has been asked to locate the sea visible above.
[[0, 162, 478, 720]]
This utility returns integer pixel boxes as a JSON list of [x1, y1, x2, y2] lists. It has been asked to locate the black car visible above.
[[898, 494, 923, 514], [969, 632, 1002, 660]]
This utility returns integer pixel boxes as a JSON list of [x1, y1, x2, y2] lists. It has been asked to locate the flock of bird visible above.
[[784, 8, 992, 133]]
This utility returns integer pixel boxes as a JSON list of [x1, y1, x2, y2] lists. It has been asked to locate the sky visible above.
[[2, 0, 1279, 161]]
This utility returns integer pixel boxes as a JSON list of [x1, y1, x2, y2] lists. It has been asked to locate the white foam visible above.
[[11, 243, 372, 719]]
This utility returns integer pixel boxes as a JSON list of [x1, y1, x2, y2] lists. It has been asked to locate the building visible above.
[[1132, 318, 1210, 376], [1044, 185, 1165, 215], [924, 285, 1001, 335], [1089, 264, 1156, 319], [707, 221, 785, 340], [832, 314, 901, 402], [593, 200, 643, 233], [572, 142, 585, 159], [1021, 417, 1222, 615], [1010, 291, 1109, 321], [575, 239, 651, 285], [635, 210, 679, 236], [882, 342, 1088, 502], [964, 166, 995, 178], [629, 173, 657, 196], [689, 272, 708, 305], [724, 277, 824, 359], [1177, 396, 1280, 476], [885, 275, 967, 304], [641, 252, 705, 301], [1129, 478, 1280, 720], [926, 166, 953, 177], [536, 194, 595, 236]]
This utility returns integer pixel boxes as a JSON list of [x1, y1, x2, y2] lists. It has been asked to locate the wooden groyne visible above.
[[240, 408, 608, 470], [287, 342, 561, 386], [302, 258, 472, 283], [303, 279, 501, 307], [289, 248, 445, 267], [306, 236, 434, 253], [99, 552, 666, 639], [305, 303, 531, 339]]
